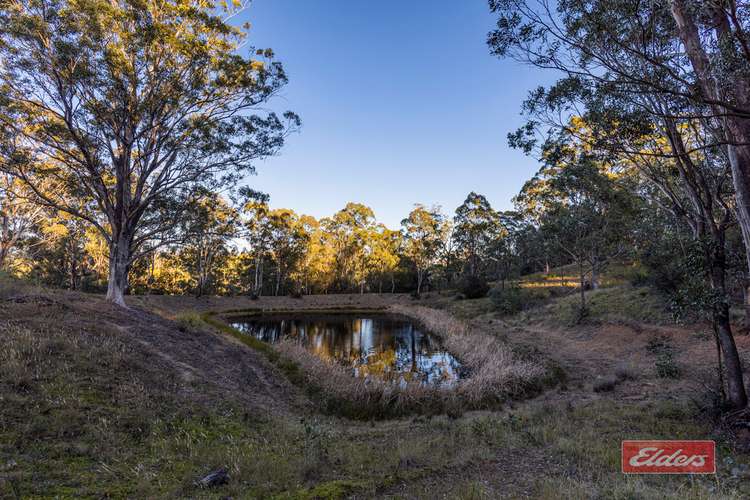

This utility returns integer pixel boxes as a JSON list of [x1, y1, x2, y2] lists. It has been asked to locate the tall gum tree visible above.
[[0, 0, 298, 306], [401, 204, 444, 295], [669, 0, 750, 321]]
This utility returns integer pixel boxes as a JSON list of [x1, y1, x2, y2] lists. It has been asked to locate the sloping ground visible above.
[[2, 277, 750, 498], [0, 280, 309, 497], [2, 283, 305, 415], [86, 297, 304, 415], [372, 279, 750, 498]]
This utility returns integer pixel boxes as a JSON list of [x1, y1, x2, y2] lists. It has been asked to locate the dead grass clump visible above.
[[614, 361, 637, 381], [0, 322, 42, 392], [0, 320, 130, 395], [275, 341, 453, 419], [389, 305, 550, 407]]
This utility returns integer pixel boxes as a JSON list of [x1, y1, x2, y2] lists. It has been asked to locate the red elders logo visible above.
[[622, 440, 715, 474]]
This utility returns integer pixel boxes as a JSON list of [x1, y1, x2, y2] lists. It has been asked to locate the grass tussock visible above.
[[275, 341, 460, 419], [390, 305, 551, 406]]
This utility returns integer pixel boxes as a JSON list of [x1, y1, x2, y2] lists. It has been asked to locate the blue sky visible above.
[[238, 1, 549, 228]]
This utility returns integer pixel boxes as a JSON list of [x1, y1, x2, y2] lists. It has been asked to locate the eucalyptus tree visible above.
[[0, 0, 298, 306], [30, 210, 93, 290], [243, 196, 272, 296], [321, 203, 377, 292], [369, 226, 401, 293], [488, 211, 524, 290], [298, 215, 334, 294], [488, 0, 750, 409], [607, 116, 747, 409], [265, 208, 309, 296], [180, 193, 239, 297], [452, 192, 501, 278], [489, 0, 750, 316], [0, 173, 44, 270], [669, 0, 750, 276], [520, 148, 635, 307], [401, 204, 445, 295]]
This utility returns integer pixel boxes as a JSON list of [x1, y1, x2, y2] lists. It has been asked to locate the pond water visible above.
[[229, 313, 461, 386]]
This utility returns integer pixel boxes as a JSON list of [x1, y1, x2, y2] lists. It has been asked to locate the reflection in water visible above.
[[230, 314, 461, 386]]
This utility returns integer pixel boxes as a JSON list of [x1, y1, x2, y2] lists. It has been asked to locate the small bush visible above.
[[646, 335, 681, 378], [175, 312, 204, 333], [646, 335, 673, 355], [624, 266, 650, 286], [655, 353, 680, 378], [593, 363, 637, 393], [558, 302, 591, 326], [489, 285, 523, 315], [458, 275, 490, 299]]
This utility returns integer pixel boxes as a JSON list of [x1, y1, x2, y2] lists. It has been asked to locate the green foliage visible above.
[[489, 285, 524, 314], [655, 353, 681, 379], [639, 234, 726, 323], [540, 284, 672, 327], [646, 336, 681, 379], [401, 204, 447, 293], [489, 284, 561, 315], [458, 274, 490, 299], [0, 0, 298, 301], [2, 278, 746, 498], [452, 192, 501, 277]]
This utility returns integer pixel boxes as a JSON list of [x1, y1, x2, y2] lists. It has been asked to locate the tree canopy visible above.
[[0, 0, 298, 305]]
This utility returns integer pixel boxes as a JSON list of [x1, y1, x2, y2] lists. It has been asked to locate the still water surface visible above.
[[230, 314, 461, 385]]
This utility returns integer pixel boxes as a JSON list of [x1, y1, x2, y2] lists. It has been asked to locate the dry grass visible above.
[[390, 305, 553, 405], [275, 341, 458, 419]]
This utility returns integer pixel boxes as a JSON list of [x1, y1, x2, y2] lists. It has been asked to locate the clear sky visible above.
[[237, 0, 549, 228]]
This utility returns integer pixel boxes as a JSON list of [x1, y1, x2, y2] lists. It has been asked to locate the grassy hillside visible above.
[[1, 275, 749, 498]]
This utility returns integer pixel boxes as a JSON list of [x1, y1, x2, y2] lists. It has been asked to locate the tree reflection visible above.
[[231, 314, 461, 385]]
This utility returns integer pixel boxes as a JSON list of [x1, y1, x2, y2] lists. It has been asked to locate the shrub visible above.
[[175, 312, 204, 333], [655, 353, 680, 378], [624, 266, 650, 286], [646, 335, 672, 355], [458, 275, 490, 299], [489, 285, 523, 315], [558, 302, 591, 326], [646, 335, 681, 378]]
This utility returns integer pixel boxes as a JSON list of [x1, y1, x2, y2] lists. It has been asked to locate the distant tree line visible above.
[[0, 187, 532, 298]]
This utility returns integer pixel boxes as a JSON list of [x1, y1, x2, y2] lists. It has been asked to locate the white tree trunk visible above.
[[106, 236, 130, 307]]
